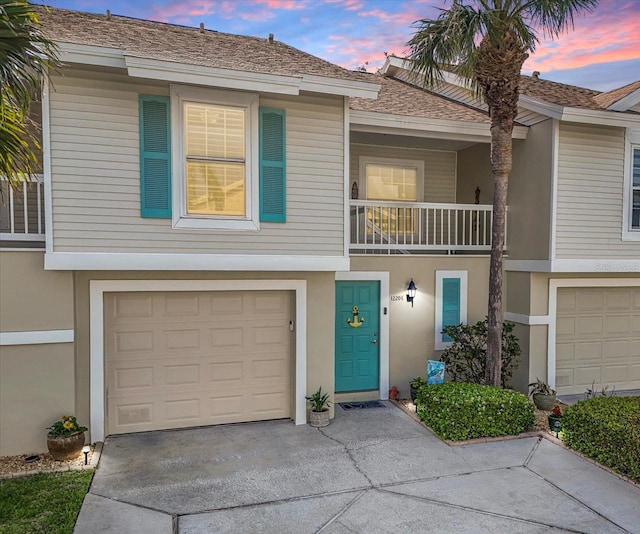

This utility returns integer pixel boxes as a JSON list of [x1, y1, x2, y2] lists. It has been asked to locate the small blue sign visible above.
[[427, 360, 445, 384]]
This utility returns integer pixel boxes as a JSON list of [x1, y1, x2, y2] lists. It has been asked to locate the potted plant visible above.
[[528, 378, 556, 411], [410, 376, 427, 403], [548, 404, 562, 436], [47, 415, 87, 461], [306, 387, 331, 427]]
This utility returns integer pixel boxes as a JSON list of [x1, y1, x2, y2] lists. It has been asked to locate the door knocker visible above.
[[347, 305, 364, 328]]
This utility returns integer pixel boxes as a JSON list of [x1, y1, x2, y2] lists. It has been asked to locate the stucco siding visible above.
[[0, 343, 75, 456], [350, 144, 456, 203], [351, 256, 490, 396], [556, 122, 640, 259], [48, 70, 345, 255], [0, 251, 73, 332]]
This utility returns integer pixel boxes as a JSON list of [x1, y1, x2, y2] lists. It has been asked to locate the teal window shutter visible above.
[[441, 278, 461, 342], [139, 95, 171, 218], [259, 108, 286, 222]]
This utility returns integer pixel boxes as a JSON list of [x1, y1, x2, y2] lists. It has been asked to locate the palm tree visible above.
[[0, 1, 57, 188], [408, 0, 597, 386]]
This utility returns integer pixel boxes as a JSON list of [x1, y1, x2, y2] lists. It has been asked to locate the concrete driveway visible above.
[[75, 403, 640, 533]]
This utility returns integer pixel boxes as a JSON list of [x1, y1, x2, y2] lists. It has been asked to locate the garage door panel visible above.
[[556, 342, 575, 363], [556, 287, 640, 395], [575, 341, 602, 361], [113, 294, 154, 318], [603, 364, 632, 384], [604, 316, 630, 335], [576, 290, 604, 312], [606, 291, 632, 310], [105, 290, 292, 435]]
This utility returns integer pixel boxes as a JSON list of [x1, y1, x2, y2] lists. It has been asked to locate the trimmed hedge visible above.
[[416, 382, 535, 441], [562, 396, 640, 483]]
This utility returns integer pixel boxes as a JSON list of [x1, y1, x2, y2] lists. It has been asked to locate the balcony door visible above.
[[361, 157, 424, 240]]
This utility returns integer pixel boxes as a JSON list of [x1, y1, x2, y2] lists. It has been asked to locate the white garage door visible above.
[[556, 287, 640, 395], [104, 290, 292, 435]]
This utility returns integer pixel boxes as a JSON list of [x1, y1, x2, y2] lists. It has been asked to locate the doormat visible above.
[[338, 400, 385, 410]]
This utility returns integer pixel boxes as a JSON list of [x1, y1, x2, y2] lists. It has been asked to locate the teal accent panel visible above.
[[259, 108, 286, 222], [441, 278, 461, 342], [335, 281, 380, 392], [139, 95, 171, 218]]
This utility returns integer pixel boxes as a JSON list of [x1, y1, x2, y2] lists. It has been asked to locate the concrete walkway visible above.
[[75, 403, 640, 533]]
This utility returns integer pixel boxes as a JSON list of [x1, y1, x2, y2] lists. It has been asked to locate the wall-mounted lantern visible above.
[[406, 278, 417, 307]]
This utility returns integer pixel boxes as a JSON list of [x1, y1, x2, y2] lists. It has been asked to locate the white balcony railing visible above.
[[350, 200, 498, 254], [0, 176, 45, 242]]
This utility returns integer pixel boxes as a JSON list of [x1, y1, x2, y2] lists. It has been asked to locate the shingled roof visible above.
[[592, 80, 640, 109], [518, 75, 604, 109], [350, 74, 491, 123], [36, 6, 371, 85]]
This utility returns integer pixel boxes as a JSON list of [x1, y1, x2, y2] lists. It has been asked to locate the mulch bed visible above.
[[0, 445, 97, 478]]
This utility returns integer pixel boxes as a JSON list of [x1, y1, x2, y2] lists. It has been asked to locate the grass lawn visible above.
[[0, 470, 93, 534]]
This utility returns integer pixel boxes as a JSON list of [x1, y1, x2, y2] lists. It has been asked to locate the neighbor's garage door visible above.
[[104, 291, 292, 435], [555, 287, 640, 395]]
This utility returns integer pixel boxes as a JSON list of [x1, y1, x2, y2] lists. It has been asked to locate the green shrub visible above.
[[416, 382, 535, 441], [440, 320, 521, 388], [562, 396, 640, 483]]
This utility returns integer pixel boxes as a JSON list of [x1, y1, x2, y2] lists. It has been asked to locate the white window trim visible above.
[[434, 270, 468, 350], [89, 279, 307, 443], [358, 155, 424, 202], [170, 85, 260, 231], [622, 129, 640, 241]]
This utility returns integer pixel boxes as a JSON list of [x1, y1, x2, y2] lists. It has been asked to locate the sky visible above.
[[40, 0, 640, 91]]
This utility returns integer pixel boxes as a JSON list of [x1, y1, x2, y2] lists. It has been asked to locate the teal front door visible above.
[[335, 281, 380, 392]]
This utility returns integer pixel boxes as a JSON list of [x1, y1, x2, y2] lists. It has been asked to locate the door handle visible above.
[[371, 339, 378, 344]]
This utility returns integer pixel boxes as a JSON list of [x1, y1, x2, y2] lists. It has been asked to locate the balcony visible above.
[[350, 200, 498, 255], [0, 176, 45, 247]]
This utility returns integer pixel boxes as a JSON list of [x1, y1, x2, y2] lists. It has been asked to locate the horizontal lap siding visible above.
[[49, 72, 344, 255], [350, 144, 456, 203], [556, 123, 640, 259]]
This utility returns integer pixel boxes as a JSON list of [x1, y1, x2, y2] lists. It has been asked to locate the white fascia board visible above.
[[300, 74, 380, 99], [560, 106, 640, 128], [45, 252, 349, 272], [124, 56, 302, 95], [518, 95, 564, 120], [608, 88, 640, 111], [57, 42, 126, 69], [350, 110, 528, 140]]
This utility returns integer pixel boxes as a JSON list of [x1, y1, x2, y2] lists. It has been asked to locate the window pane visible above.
[[633, 148, 640, 187], [633, 190, 640, 229], [366, 164, 417, 201], [186, 161, 245, 216], [185, 103, 245, 160]]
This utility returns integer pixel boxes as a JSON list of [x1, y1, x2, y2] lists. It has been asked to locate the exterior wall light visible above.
[[407, 279, 417, 307]]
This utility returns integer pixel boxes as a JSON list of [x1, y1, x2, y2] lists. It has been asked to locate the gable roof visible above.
[[36, 6, 371, 86], [350, 74, 491, 123], [592, 80, 640, 110]]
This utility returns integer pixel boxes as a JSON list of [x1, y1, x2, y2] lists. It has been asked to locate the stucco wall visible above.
[[351, 256, 490, 397]]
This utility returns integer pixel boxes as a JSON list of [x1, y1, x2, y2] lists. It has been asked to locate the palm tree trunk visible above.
[[486, 125, 512, 386]]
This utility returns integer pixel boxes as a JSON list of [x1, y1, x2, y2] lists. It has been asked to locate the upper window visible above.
[[359, 156, 424, 237], [185, 103, 246, 217], [172, 86, 259, 231], [632, 146, 639, 230]]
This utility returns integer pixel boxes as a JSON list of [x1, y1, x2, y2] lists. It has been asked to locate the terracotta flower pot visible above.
[[47, 432, 85, 461], [309, 409, 330, 428]]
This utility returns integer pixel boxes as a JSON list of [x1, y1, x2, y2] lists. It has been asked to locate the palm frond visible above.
[[521, 0, 598, 40], [407, 1, 487, 90]]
